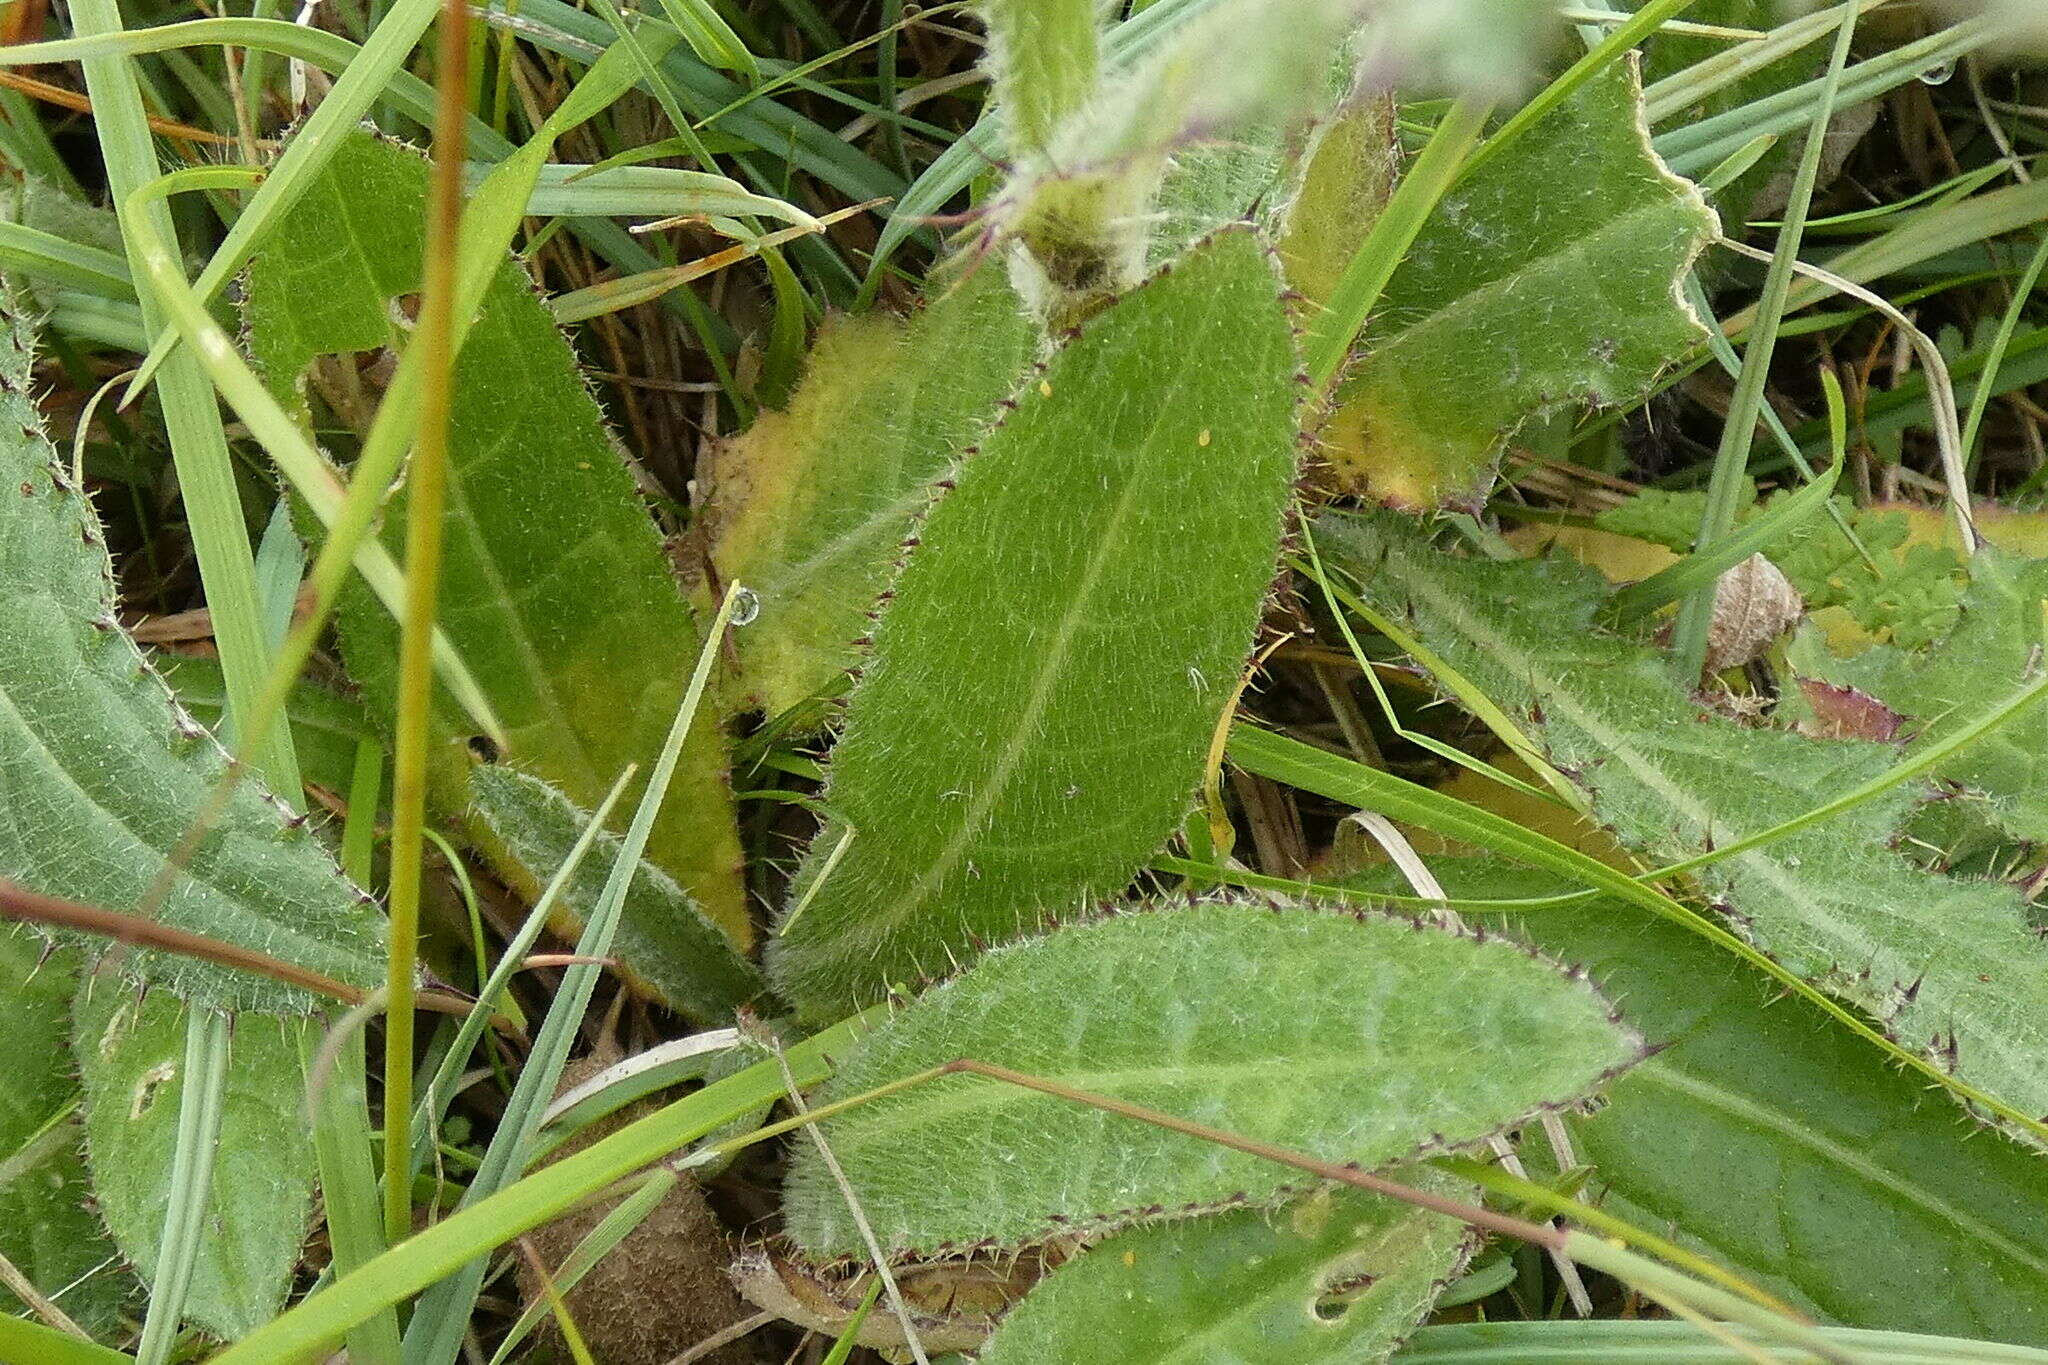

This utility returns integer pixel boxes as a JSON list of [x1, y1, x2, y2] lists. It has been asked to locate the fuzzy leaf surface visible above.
[[768, 230, 1303, 1017], [0, 928, 126, 1335], [1793, 547, 2048, 844], [75, 986, 315, 1340], [701, 266, 1035, 717], [1321, 60, 1715, 505], [1345, 860, 2048, 1344], [978, 1179, 1470, 1365], [158, 653, 374, 802], [1318, 510, 2048, 1130], [784, 899, 1641, 1258], [469, 765, 764, 1020], [243, 131, 750, 949], [0, 289, 381, 1011]]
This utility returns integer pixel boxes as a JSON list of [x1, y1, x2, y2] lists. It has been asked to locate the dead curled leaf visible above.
[[1703, 554, 1803, 678]]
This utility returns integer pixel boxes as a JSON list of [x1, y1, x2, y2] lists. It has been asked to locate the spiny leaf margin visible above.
[[785, 895, 1645, 1259]]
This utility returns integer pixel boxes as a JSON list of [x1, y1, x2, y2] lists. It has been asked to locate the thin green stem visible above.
[[1305, 96, 1493, 394], [1457, 0, 1697, 186], [1671, 1, 1858, 680], [1963, 231, 2048, 480], [132, 1009, 230, 1365], [384, 0, 473, 1248]]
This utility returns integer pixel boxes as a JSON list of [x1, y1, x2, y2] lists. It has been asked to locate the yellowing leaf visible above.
[[1323, 60, 1715, 506], [701, 265, 1035, 718]]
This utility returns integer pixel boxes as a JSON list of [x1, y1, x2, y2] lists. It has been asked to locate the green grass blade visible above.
[[304, 1022, 400, 1365], [400, 587, 749, 1364], [1605, 457, 1842, 624], [1670, 1, 1857, 680], [409, 769, 632, 1184], [0, 1314, 133, 1365], [1395, 1321, 2048, 1364], [74, 0, 290, 793], [129, 1010, 228, 1365], [1303, 96, 1491, 394], [205, 1015, 874, 1365], [0, 221, 131, 299], [120, 0, 445, 398]]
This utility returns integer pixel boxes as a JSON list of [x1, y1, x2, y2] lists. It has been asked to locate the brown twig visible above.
[[0, 878, 475, 1016]]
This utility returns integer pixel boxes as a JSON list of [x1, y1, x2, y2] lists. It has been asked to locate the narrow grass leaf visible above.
[[1395, 1321, 2048, 1364], [768, 229, 1303, 1017], [401, 586, 748, 1364], [785, 898, 1642, 1257], [206, 1015, 872, 1365], [1605, 458, 1841, 624]]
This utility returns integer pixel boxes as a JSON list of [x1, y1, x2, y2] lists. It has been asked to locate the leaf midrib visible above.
[[851, 299, 1236, 942]]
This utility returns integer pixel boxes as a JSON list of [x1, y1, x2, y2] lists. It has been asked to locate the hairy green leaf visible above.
[[242, 131, 750, 951], [1318, 510, 2048, 1131], [1793, 547, 2048, 844], [768, 230, 1304, 1017], [74, 986, 315, 1340], [469, 765, 764, 1021], [977, 0, 1103, 157], [1321, 60, 1715, 506], [0, 928, 126, 1336], [978, 1179, 1471, 1364], [700, 265, 1036, 718], [0, 288, 381, 1012], [1345, 860, 2048, 1345], [785, 899, 1642, 1257], [1275, 90, 1400, 307]]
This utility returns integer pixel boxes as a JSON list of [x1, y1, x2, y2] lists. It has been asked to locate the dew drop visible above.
[[1918, 56, 1956, 85], [729, 586, 761, 627]]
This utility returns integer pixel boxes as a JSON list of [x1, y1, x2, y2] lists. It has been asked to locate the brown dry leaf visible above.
[[521, 1059, 761, 1365], [1796, 678, 1908, 743], [730, 1244, 1063, 1360]]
